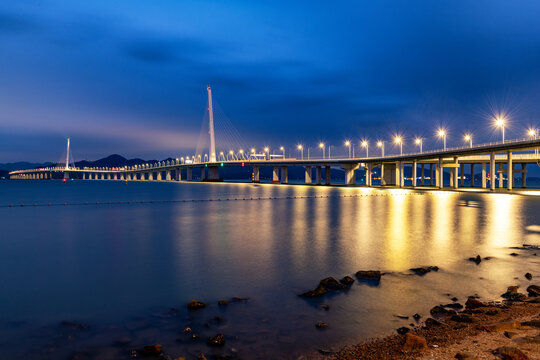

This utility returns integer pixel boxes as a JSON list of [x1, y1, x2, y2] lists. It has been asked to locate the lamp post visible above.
[[415, 138, 423, 153], [377, 141, 385, 157], [345, 140, 351, 158], [229, 150, 234, 160], [437, 129, 447, 150], [264, 147, 269, 160], [464, 134, 472, 148], [297, 144, 304, 160], [239, 149, 244, 160], [319, 142, 325, 159], [394, 136, 402, 155], [280, 146, 285, 158], [496, 117, 505, 143], [529, 128, 538, 156], [361, 140, 369, 157]]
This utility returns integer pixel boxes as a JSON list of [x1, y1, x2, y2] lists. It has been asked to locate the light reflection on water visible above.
[[0, 181, 538, 359]]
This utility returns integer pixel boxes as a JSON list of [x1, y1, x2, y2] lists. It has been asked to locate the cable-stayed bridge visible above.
[[9, 86, 540, 191]]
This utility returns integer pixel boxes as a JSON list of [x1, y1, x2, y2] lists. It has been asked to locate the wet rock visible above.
[[394, 314, 409, 319], [525, 273, 533, 280], [465, 297, 486, 309], [140, 344, 162, 356], [339, 276, 355, 286], [451, 314, 474, 323], [299, 285, 327, 297], [455, 352, 478, 359], [183, 327, 192, 333], [430, 305, 456, 316], [300, 277, 346, 297], [207, 333, 225, 347], [396, 326, 410, 335], [218, 300, 228, 306], [492, 346, 529, 360], [410, 266, 439, 275], [413, 313, 421, 320], [425, 318, 442, 327], [501, 286, 527, 301], [505, 331, 518, 339], [321, 304, 330, 310], [231, 296, 249, 302], [510, 252, 519, 256], [355, 270, 381, 280], [316, 322, 328, 329], [444, 303, 464, 310], [187, 300, 206, 310], [318, 348, 334, 355], [526, 285, 540, 297], [402, 333, 428, 353], [486, 310, 499, 316], [484, 256, 493, 260], [468, 255, 482, 264], [197, 354, 207, 360], [521, 320, 540, 328], [481, 320, 520, 332], [451, 297, 459, 302]]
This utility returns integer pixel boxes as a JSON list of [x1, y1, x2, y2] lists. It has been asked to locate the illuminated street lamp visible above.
[[319, 142, 325, 159], [394, 136, 403, 155], [280, 146, 285, 158], [495, 117, 505, 143], [437, 129, 447, 150], [464, 134, 472, 148], [239, 149, 244, 160], [345, 140, 351, 158], [377, 140, 385, 157], [529, 128, 538, 156], [229, 150, 234, 160], [264, 147, 269, 160], [415, 137, 423, 153], [361, 140, 369, 157], [297, 144, 304, 160]]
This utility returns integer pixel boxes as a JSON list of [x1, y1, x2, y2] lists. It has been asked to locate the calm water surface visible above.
[[1, 180, 540, 359]]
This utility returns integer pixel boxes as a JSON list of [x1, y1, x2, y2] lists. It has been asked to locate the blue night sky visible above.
[[1, 1, 540, 162]]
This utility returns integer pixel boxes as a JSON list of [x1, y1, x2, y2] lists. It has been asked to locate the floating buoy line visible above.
[[0, 192, 427, 209]]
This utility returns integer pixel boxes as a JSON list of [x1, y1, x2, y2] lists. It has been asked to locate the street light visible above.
[[437, 129, 447, 150], [377, 141, 385, 157], [464, 134, 472, 148], [319, 142, 325, 159], [415, 137, 423, 153], [229, 150, 234, 160], [361, 140, 369, 157], [345, 140, 351, 158], [297, 144, 304, 160], [495, 117, 505, 143], [394, 136, 403, 155], [280, 146, 285, 158], [529, 128, 538, 156], [264, 147, 269, 160], [239, 149, 244, 160]]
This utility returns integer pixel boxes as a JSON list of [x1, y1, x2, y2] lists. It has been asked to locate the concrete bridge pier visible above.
[[498, 163, 503, 188], [188, 168, 194, 181], [341, 163, 359, 186], [316, 166, 322, 185], [114, 173, 118, 181], [508, 151, 513, 190], [380, 163, 386, 185], [420, 163, 425, 186], [399, 161, 404, 188], [200, 167, 206, 181], [412, 161, 417, 187], [207, 166, 220, 181], [281, 166, 288, 184], [157, 171, 162, 181], [430, 163, 434, 186], [482, 163, 487, 188], [366, 163, 372, 186], [490, 153, 496, 191], [305, 166, 312, 184], [453, 157, 459, 189], [325, 166, 331, 185], [437, 158, 443, 189], [471, 164, 475, 187], [166, 171, 171, 181], [175, 168, 182, 181], [252, 165, 260, 183], [460, 163, 465, 187], [522, 164, 527, 188], [272, 167, 279, 183]]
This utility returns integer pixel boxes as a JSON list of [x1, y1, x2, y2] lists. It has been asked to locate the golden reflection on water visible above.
[[485, 194, 523, 248], [383, 192, 409, 269]]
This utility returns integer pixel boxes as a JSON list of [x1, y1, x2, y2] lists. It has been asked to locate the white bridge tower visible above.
[[207, 85, 216, 162], [65, 137, 70, 170]]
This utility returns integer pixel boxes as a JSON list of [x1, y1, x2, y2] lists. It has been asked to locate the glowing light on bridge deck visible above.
[[415, 137, 423, 153], [297, 144, 303, 149], [251, 148, 255, 154], [319, 142, 324, 148], [437, 128, 447, 150], [528, 128, 537, 138], [494, 115, 506, 143], [464, 134, 472, 148]]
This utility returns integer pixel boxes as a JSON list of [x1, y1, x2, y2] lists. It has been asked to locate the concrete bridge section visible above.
[[9, 137, 540, 191]]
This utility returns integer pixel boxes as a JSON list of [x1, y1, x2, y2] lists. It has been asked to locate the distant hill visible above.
[[0, 161, 55, 172]]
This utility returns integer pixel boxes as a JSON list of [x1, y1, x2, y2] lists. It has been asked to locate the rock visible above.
[[140, 344, 162, 356], [300, 277, 347, 297], [397, 326, 410, 335], [187, 300, 206, 310], [451, 297, 459, 302], [355, 270, 381, 280], [394, 314, 409, 319], [486, 310, 499, 316], [413, 313, 421, 320], [501, 286, 527, 301], [410, 266, 439, 275], [484, 256, 493, 260], [197, 354, 207, 360], [402, 333, 427, 353], [207, 333, 225, 347], [451, 314, 474, 323], [321, 304, 330, 310], [183, 327, 192, 333], [505, 331, 518, 339], [218, 300, 228, 306], [430, 305, 456, 316], [510, 252, 519, 256], [339, 276, 355, 286], [318, 348, 334, 355], [527, 285, 540, 297], [481, 321, 520, 332], [300, 285, 327, 297], [521, 320, 540, 328], [468, 255, 482, 264], [231, 296, 249, 302], [444, 303, 464, 309], [525, 273, 533, 280], [425, 318, 442, 327], [455, 352, 478, 359], [492, 346, 529, 360], [315, 322, 328, 329]]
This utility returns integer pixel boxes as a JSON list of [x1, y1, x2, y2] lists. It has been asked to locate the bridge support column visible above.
[[498, 163, 503, 188], [395, 162, 401, 187], [482, 163, 486, 188], [420, 163, 424, 186], [166, 171, 171, 181], [380, 164, 386, 186], [316, 166, 322, 185], [490, 153, 496, 191], [175, 168, 182, 181], [453, 157, 459, 189], [281, 166, 288, 184], [272, 167, 279, 183], [157, 172, 162, 181], [430, 163, 434, 186], [400, 162, 404, 188], [325, 166, 331, 185], [200, 168, 205, 181], [437, 158, 443, 189], [305, 166, 312, 184], [470, 164, 475, 187], [187, 168, 193, 181], [365, 163, 372, 186], [412, 161, 417, 187], [207, 167, 220, 181], [342, 163, 359, 186], [114, 174, 118, 181], [460, 163, 465, 187], [252, 166, 259, 183], [507, 151, 513, 190], [522, 164, 527, 188]]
